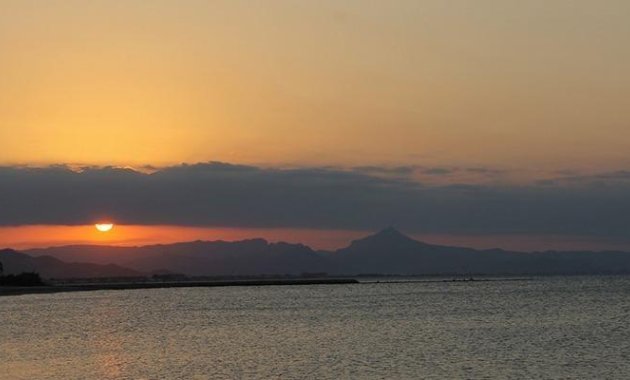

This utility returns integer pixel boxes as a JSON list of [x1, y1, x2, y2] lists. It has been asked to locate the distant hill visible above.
[[24, 239, 327, 276], [331, 228, 630, 275], [0, 248, 142, 279], [16, 228, 630, 277]]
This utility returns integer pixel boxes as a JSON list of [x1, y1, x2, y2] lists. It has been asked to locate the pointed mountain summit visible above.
[[366, 226, 411, 241], [345, 227, 429, 251], [333, 227, 447, 274]]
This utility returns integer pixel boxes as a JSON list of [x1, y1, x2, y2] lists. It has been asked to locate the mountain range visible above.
[[0, 248, 141, 279], [3, 228, 630, 279]]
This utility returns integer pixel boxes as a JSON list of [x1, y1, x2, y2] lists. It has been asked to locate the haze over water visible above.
[[3, 276, 630, 379]]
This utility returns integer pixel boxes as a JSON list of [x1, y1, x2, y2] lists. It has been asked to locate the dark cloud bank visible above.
[[1, 162, 630, 240]]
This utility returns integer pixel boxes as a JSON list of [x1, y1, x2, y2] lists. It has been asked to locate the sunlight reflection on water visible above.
[[2, 276, 630, 379]]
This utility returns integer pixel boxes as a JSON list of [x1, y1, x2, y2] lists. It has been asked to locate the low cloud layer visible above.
[[2, 162, 630, 240]]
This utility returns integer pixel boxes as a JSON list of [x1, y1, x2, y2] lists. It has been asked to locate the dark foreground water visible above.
[[2, 276, 630, 379]]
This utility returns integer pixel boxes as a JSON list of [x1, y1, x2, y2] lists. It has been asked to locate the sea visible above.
[[2, 276, 630, 379]]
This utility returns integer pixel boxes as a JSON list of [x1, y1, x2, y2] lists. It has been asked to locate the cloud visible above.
[[421, 167, 453, 176], [2, 162, 630, 240], [351, 165, 505, 180], [352, 165, 416, 176], [464, 167, 505, 176], [556, 170, 630, 184]]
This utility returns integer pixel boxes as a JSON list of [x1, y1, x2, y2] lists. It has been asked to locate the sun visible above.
[[95, 223, 114, 232]]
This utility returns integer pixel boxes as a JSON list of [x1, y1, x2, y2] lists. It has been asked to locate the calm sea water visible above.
[[2, 276, 630, 379]]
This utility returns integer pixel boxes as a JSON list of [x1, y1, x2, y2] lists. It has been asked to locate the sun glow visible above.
[[95, 223, 114, 232]]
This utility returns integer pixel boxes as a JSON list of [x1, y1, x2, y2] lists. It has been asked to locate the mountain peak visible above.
[[374, 226, 406, 238], [347, 227, 420, 249]]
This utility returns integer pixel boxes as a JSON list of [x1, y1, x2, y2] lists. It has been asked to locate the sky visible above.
[[1, 1, 629, 250]]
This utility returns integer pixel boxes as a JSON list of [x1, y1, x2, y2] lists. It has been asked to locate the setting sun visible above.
[[95, 223, 114, 232]]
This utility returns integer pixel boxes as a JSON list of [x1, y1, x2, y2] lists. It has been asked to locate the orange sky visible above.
[[1, 1, 629, 171], [0, 225, 367, 251], [3, 225, 630, 253]]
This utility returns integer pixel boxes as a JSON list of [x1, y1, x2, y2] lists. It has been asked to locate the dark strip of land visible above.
[[0, 278, 359, 297], [366, 278, 533, 284]]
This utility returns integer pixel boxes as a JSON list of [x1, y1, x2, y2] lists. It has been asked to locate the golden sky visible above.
[[1, 0, 629, 170]]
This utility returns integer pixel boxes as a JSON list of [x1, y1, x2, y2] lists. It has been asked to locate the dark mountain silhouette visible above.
[[0, 248, 142, 279], [25, 239, 327, 276], [332, 227, 476, 274], [15, 228, 630, 277], [332, 228, 630, 275]]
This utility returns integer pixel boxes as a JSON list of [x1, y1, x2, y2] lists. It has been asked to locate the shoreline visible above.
[[0, 278, 359, 297], [0, 276, 541, 297]]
